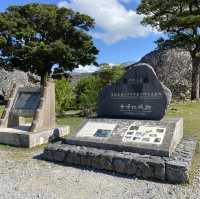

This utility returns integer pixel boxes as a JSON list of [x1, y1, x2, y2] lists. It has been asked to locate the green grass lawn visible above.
[[56, 115, 85, 135], [167, 101, 200, 140], [166, 101, 200, 182]]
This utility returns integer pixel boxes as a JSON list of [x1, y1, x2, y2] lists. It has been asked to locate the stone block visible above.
[[113, 157, 130, 174], [43, 148, 54, 161], [53, 149, 66, 163], [166, 161, 189, 183], [43, 138, 197, 184], [0, 126, 69, 148], [165, 138, 197, 183], [148, 158, 165, 181]]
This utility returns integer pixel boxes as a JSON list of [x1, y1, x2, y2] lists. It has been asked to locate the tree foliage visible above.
[[0, 4, 98, 84], [75, 75, 101, 116], [55, 78, 75, 113], [98, 64, 126, 86], [137, 0, 200, 99], [74, 65, 125, 115]]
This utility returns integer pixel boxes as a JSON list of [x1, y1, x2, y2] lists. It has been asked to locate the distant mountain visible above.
[[120, 61, 136, 67]]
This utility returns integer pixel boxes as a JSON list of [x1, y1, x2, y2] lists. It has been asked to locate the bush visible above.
[[75, 75, 101, 116], [54, 65, 125, 115], [74, 65, 125, 116], [55, 78, 75, 113]]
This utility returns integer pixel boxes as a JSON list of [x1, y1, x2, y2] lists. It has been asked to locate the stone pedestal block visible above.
[[43, 138, 197, 183]]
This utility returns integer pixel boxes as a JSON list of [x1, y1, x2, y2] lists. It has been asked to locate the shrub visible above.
[[75, 75, 101, 116], [55, 78, 75, 113]]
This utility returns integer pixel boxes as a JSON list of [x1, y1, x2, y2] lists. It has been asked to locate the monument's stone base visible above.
[[65, 118, 183, 157], [43, 138, 197, 184], [0, 126, 69, 148]]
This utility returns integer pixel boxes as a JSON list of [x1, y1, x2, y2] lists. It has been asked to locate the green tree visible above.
[[98, 64, 125, 86], [0, 4, 98, 85], [137, 0, 200, 100], [75, 75, 101, 116], [55, 78, 75, 113]]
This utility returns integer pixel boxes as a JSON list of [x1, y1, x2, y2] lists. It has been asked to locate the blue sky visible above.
[[0, 0, 162, 72]]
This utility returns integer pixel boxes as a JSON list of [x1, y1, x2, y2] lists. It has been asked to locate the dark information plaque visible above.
[[12, 87, 41, 116], [98, 63, 171, 120]]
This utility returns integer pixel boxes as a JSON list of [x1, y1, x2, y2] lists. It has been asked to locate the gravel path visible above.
[[0, 146, 200, 199]]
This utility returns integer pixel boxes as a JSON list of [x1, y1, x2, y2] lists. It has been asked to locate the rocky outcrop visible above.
[[128, 48, 192, 99], [0, 68, 40, 103]]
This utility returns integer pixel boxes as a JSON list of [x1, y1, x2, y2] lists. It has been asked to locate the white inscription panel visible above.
[[123, 124, 166, 145], [77, 121, 117, 137]]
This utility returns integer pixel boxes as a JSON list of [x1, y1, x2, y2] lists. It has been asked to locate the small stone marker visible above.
[[98, 63, 172, 120], [0, 81, 69, 147]]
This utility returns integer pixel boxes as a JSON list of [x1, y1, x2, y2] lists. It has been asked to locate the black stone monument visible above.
[[98, 63, 172, 120]]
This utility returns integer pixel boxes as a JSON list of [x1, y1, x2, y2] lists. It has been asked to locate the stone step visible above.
[[42, 138, 197, 184]]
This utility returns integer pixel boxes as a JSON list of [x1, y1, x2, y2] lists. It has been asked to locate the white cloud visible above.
[[58, 0, 157, 44], [72, 63, 120, 74], [72, 65, 100, 74]]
